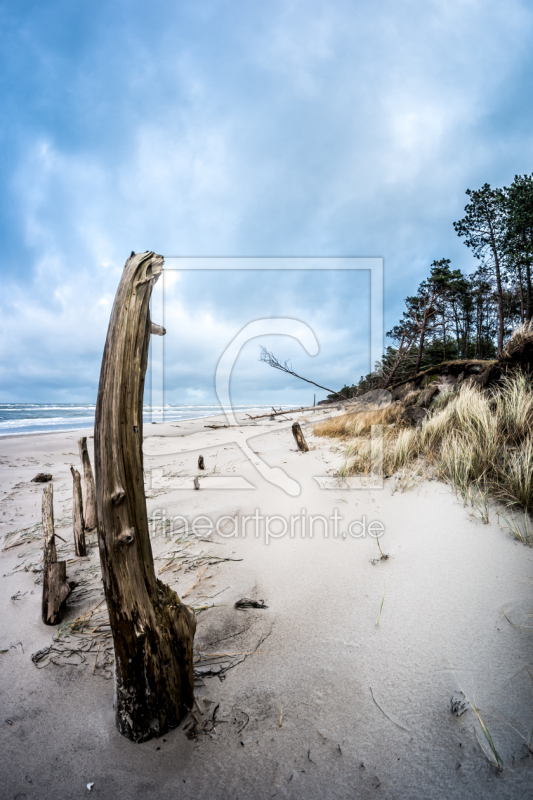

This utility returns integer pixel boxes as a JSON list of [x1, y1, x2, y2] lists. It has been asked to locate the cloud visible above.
[[1, 0, 532, 400]]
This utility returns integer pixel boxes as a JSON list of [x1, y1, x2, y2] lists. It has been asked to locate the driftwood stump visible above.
[[41, 484, 72, 625], [94, 251, 196, 743], [70, 466, 86, 557], [292, 421, 309, 452], [78, 437, 97, 530], [198, 455, 205, 470]]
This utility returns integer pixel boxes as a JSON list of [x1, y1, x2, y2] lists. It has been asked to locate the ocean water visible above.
[[0, 403, 281, 437]]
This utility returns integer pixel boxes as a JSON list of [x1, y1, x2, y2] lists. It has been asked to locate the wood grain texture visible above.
[[94, 251, 196, 743], [41, 484, 72, 625], [78, 437, 97, 530], [292, 421, 309, 452], [70, 466, 86, 557]]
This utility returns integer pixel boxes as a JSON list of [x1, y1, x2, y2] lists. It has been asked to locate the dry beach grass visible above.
[[314, 370, 533, 541]]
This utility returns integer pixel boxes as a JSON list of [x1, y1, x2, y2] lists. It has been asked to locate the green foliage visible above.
[[329, 174, 532, 397]]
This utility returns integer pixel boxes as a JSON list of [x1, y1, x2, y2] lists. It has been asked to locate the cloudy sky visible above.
[[1, 0, 532, 404]]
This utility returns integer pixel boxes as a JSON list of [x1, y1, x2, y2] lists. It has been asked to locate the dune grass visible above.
[[314, 371, 533, 527], [313, 404, 402, 439]]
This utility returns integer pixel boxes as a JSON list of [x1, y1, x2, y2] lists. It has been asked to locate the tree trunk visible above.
[[94, 251, 196, 743], [42, 484, 72, 625], [292, 421, 309, 452], [70, 466, 86, 557], [486, 212, 504, 355], [526, 257, 532, 323], [78, 437, 97, 530], [493, 253, 505, 355], [413, 318, 428, 375], [383, 334, 414, 389]]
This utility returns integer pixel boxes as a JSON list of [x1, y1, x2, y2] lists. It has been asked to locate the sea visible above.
[[0, 404, 284, 437]]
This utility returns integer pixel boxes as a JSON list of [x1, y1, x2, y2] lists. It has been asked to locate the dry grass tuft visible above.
[[316, 370, 533, 530], [501, 320, 533, 360], [313, 405, 402, 440]]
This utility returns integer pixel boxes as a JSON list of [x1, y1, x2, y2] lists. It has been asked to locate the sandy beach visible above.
[[1, 407, 532, 799]]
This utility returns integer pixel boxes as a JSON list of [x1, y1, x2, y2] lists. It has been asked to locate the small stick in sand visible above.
[[279, 705, 283, 727], [292, 422, 309, 452], [70, 466, 87, 557], [375, 584, 386, 626], [93, 641, 102, 674], [198, 455, 205, 470], [194, 476, 200, 490]]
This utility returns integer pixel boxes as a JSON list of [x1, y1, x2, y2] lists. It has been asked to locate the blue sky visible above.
[[1, 0, 533, 403]]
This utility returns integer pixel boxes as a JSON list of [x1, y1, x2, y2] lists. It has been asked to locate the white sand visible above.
[[1, 409, 533, 799]]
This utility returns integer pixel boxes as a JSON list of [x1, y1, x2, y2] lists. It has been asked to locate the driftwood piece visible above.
[[94, 251, 196, 743], [245, 405, 309, 420], [235, 598, 268, 609], [32, 473, 52, 483], [41, 484, 72, 625], [292, 421, 309, 452], [198, 455, 205, 470], [194, 476, 200, 490], [78, 437, 97, 530], [70, 466, 86, 557]]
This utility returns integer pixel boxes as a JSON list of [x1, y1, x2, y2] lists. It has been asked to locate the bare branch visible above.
[[259, 346, 349, 401]]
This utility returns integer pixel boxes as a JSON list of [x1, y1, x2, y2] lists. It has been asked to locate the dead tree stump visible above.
[[292, 421, 309, 452], [198, 455, 205, 470], [70, 466, 86, 557], [94, 251, 196, 743], [41, 484, 72, 625], [78, 437, 97, 530]]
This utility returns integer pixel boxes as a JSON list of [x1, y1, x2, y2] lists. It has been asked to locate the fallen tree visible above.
[[94, 251, 196, 743], [259, 346, 349, 400]]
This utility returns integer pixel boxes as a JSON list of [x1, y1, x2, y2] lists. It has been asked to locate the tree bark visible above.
[[42, 484, 72, 625], [78, 437, 97, 530], [70, 466, 86, 557], [292, 421, 309, 452], [94, 251, 196, 743], [486, 209, 504, 355]]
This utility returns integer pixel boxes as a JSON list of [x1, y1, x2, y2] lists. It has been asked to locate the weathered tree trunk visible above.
[[94, 251, 196, 743], [70, 466, 86, 557], [78, 437, 97, 530], [292, 421, 309, 452], [42, 484, 72, 625], [198, 455, 205, 470]]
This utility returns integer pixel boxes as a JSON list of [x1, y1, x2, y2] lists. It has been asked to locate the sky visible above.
[[1, 0, 533, 404]]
